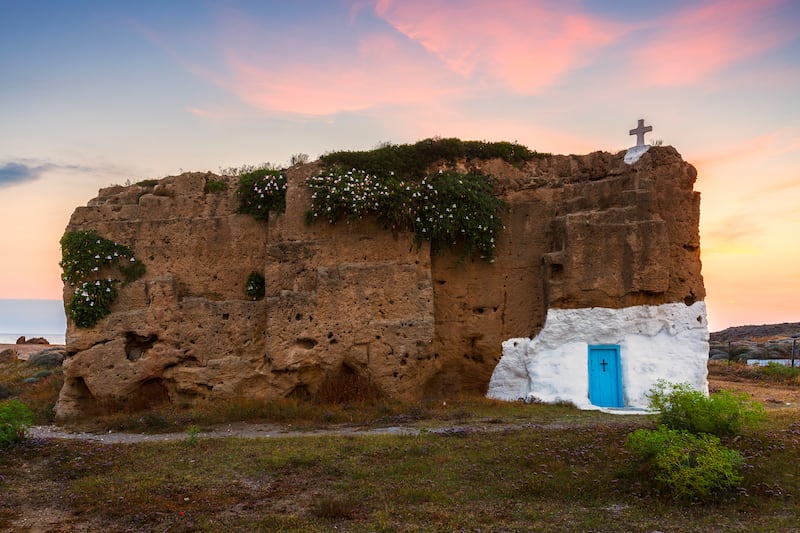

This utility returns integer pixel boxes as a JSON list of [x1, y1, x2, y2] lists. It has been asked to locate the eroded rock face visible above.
[[55, 147, 705, 419]]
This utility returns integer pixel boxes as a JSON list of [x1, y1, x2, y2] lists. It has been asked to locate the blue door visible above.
[[588, 345, 623, 407]]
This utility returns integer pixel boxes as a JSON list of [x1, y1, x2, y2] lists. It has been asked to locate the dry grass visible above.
[[0, 357, 63, 424], [1, 410, 798, 531], [2, 356, 800, 530]]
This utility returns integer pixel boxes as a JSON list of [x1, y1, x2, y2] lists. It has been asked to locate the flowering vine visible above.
[[237, 169, 288, 219], [307, 168, 505, 260], [60, 230, 146, 328]]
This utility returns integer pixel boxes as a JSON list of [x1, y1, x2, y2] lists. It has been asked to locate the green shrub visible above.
[[237, 169, 288, 218], [413, 171, 505, 259], [625, 426, 744, 501], [245, 271, 265, 300], [185, 424, 201, 446], [307, 168, 388, 224], [204, 177, 227, 194], [759, 362, 800, 381], [320, 137, 545, 178], [0, 399, 34, 447], [647, 380, 765, 437], [135, 179, 160, 187], [60, 230, 146, 328], [68, 279, 119, 328], [307, 168, 506, 260], [60, 230, 136, 283]]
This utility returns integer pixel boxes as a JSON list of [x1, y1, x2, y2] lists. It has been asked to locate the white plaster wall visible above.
[[487, 302, 709, 410]]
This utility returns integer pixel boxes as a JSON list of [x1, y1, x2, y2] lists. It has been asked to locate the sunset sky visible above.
[[1, 0, 798, 332]]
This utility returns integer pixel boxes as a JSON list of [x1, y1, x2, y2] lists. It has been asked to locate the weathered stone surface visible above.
[[27, 347, 66, 367], [55, 148, 705, 419]]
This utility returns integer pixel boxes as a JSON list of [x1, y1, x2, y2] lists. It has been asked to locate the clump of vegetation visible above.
[[413, 171, 505, 259], [647, 380, 765, 437], [625, 426, 744, 502], [237, 169, 288, 219], [60, 230, 146, 328], [320, 137, 546, 178], [307, 138, 536, 260], [204, 176, 227, 194], [0, 399, 33, 447], [306, 168, 389, 224], [245, 271, 265, 300], [307, 168, 506, 260], [67, 279, 119, 328], [234, 139, 538, 260], [759, 361, 800, 381], [185, 424, 201, 446], [135, 179, 160, 188], [622, 381, 767, 502], [290, 153, 309, 166]]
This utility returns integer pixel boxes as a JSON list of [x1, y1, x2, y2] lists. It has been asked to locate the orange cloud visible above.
[[373, 0, 629, 93], [632, 0, 790, 86]]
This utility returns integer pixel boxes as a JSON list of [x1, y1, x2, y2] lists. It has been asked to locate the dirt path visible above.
[[27, 421, 424, 443], [25, 375, 799, 444]]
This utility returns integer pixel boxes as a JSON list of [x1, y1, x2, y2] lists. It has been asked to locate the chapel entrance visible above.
[[588, 345, 623, 407]]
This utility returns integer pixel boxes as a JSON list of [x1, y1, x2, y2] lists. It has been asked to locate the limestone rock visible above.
[[17, 336, 50, 345], [55, 148, 705, 419]]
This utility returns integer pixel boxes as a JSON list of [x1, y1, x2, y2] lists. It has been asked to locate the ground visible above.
[[1, 355, 798, 531]]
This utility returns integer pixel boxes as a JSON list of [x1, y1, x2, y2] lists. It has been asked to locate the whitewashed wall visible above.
[[487, 302, 710, 410]]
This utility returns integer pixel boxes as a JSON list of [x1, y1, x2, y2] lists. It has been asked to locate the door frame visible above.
[[588, 344, 623, 408]]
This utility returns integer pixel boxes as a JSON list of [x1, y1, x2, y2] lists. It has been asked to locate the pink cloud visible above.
[[632, 0, 791, 86], [373, 0, 629, 93], [186, 1, 633, 117], [222, 32, 461, 116]]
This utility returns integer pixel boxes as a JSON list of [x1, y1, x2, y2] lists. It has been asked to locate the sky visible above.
[[0, 0, 798, 332]]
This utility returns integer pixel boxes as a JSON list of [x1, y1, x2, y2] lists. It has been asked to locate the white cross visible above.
[[629, 119, 652, 147]]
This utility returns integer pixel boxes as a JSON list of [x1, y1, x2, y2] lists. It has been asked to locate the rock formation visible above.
[[55, 146, 704, 419]]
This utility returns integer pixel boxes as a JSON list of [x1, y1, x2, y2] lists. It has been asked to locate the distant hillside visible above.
[[710, 322, 800, 343], [708, 322, 799, 362]]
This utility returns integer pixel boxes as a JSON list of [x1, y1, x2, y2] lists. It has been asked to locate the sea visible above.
[[0, 299, 67, 345], [0, 332, 66, 345]]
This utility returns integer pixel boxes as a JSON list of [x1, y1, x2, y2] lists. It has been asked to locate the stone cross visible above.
[[629, 119, 652, 147]]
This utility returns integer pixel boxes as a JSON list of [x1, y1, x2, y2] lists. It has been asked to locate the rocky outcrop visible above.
[[16, 336, 50, 345], [55, 147, 704, 419]]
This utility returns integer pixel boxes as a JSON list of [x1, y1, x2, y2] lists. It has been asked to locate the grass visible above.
[[2, 356, 799, 530], [0, 357, 62, 424], [708, 359, 800, 385], [1, 411, 798, 531]]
